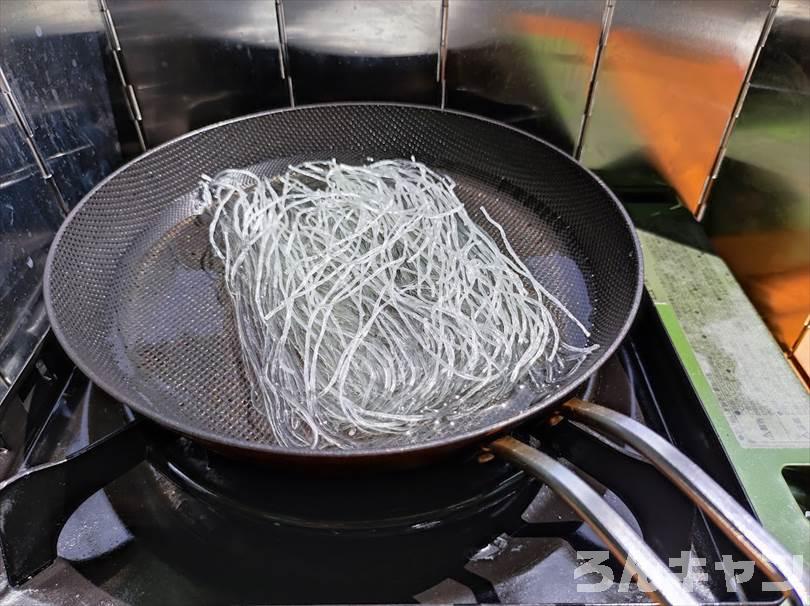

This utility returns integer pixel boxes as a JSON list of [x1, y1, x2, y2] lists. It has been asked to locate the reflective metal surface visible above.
[[579, 0, 772, 213], [107, 0, 289, 145], [0, 94, 64, 395], [0, 0, 122, 399], [98, 0, 147, 157], [0, 0, 804, 400], [0, 0, 121, 207], [705, 0, 810, 354], [445, 0, 606, 154], [794, 321, 810, 385], [491, 435, 698, 606], [565, 399, 810, 606], [284, 0, 442, 105]]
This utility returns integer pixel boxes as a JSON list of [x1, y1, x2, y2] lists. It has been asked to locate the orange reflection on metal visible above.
[[514, 12, 746, 214], [712, 230, 810, 349], [512, 12, 602, 49], [594, 29, 743, 213]]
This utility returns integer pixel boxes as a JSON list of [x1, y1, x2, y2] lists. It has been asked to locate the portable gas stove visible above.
[[0, 293, 787, 605]]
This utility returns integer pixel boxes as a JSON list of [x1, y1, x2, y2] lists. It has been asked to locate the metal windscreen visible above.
[[45, 104, 641, 454]]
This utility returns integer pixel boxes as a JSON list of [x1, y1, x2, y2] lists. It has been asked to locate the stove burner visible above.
[[101, 457, 544, 604], [154, 436, 536, 533], [0, 297, 781, 604]]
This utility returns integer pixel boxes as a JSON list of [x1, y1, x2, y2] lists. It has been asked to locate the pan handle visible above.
[[489, 436, 697, 606], [563, 398, 810, 606]]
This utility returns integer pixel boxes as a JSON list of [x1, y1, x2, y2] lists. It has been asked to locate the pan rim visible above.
[[43, 101, 644, 460]]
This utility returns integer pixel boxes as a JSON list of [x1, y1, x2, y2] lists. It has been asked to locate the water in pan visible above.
[[112, 157, 598, 448]]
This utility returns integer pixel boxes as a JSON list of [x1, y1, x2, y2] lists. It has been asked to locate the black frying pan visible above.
[[44, 103, 641, 463], [43, 104, 806, 604]]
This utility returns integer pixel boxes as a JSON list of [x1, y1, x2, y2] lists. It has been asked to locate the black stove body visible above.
[[0, 296, 780, 605]]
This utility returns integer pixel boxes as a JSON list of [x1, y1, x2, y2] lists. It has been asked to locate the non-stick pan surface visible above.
[[44, 103, 642, 462]]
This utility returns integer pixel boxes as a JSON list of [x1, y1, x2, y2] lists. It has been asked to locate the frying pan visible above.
[[43, 104, 806, 604]]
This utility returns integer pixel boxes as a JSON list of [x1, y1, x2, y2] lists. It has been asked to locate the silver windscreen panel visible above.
[[704, 0, 810, 351], [107, 0, 289, 146], [578, 0, 772, 214], [284, 0, 442, 105], [0, 95, 64, 395], [0, 0, 122, 395], [0, 0, 121, 207], [445, 0, 605, 154]]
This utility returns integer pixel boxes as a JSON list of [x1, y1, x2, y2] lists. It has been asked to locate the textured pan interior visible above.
[[45, 104, 642, 456]]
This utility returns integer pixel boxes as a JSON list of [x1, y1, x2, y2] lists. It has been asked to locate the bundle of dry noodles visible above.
[[196, 159, 595, 449]]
